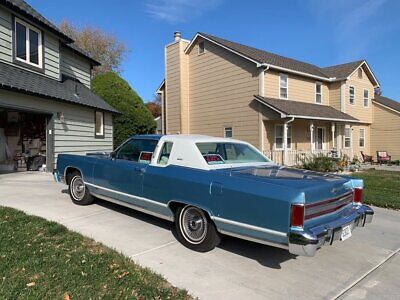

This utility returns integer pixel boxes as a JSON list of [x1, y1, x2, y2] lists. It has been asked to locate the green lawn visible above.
[[351, 170, 400, 210], [0, 207, 191, 299]]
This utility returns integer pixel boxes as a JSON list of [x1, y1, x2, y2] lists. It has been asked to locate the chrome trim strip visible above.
[[85, 182, 169, 208], [90, 191, 174, 222], [219, 230, 288, 250], [211, 216, 287, 237]]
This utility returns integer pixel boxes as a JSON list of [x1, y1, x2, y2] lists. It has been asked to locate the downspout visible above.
[[283, 116, 295, 166]]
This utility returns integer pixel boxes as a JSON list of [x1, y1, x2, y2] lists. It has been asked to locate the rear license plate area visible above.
[[340, 225, 352, 241]]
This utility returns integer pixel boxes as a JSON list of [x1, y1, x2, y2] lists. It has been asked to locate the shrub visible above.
[[302, 155, 339, 173], [92, 72, 156, 147]]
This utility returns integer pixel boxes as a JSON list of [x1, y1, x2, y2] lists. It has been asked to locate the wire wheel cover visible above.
[[180, 207, 208, 244]]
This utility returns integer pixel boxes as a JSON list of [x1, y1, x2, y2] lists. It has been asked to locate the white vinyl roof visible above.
[[150, 134, 274, 170]]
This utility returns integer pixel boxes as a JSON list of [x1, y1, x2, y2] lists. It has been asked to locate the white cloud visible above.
[[146, 0, 223, 23], [306, 0, 391, 61]]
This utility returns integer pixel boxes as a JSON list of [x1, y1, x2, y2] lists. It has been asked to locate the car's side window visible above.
[[158, 142, 173, 165], [116, 139, 158, 162]]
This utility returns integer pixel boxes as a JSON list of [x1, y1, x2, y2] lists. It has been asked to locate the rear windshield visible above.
[[196, 142, 269, 164]]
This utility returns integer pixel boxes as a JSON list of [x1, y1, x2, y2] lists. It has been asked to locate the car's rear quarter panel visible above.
[[57, 154, 97, 184], [144, 165, 297, 245]]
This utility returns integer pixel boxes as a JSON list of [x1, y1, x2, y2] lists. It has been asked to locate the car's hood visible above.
[[221, 165, 355, 204]]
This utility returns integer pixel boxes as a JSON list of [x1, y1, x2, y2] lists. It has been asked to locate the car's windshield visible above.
[[196, 142, 269, 165]]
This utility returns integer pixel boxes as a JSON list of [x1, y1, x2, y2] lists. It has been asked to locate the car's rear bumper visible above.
[[288, 204, 374, 257]]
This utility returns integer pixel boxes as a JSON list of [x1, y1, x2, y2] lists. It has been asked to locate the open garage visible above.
[[0, 107, 51, 173]]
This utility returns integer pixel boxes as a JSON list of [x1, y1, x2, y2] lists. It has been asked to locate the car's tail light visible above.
[[291, 204, 304, 227], [353, 188, 363, 203]]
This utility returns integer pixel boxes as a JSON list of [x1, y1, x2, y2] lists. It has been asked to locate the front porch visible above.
[[254, 95, 361, 166], [262, 119, 354, 166]]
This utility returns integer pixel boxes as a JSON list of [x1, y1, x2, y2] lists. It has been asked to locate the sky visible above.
[[28, 0, 400, 102]]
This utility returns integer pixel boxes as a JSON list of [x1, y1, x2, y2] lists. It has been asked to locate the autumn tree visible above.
[[146, 94, 162, 118], [59, 20, 127, 75]]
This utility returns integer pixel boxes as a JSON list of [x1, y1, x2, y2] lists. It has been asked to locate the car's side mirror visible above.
[[139, 151, 153, 164], [110, 151, 117, 160]]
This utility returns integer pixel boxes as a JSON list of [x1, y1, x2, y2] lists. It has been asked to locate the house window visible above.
[[275, 124, 292, 150], [95, 111, 104, 138], [349, 86, 355, 105], [198, 41, 205, 55], [344, 127, 351, 148], [363, 89, 369, 107], [224, 126, 233, 138], [14, 18, 42, 67], [358, 68, 363, 79], [279, 74, 288, 99], [315, 82, 322, 104], [359, 128, 365, 147]]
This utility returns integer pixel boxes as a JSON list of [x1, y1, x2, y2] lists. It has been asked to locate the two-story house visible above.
[[0, 0, 118, 172], [158, 32, 399, 165]]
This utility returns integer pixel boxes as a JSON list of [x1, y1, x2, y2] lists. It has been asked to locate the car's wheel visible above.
[[175, 205, 221, 252], [68, 171, 93, 205]]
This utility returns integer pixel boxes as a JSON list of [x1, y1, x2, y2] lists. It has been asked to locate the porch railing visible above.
[[264, 149, 354, 166]]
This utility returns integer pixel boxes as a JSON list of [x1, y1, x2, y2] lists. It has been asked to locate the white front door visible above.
[[315, 127, 325, 150]]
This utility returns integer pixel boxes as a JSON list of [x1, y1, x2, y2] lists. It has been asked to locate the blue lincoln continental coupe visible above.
[[54, 134, 374, 256]]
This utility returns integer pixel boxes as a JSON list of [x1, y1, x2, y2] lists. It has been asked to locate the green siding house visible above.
[[0, 0, 118, 172]]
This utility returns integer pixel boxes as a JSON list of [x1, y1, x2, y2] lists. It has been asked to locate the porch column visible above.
[[310, 121, 315, 153], [337, 123, 342, 151], [331, 122, 336, 148], [283, 122, 288, 165]]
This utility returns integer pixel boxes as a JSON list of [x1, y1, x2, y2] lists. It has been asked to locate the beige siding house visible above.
[[371, 96, 400, 160], [158, 32, 399, 165]]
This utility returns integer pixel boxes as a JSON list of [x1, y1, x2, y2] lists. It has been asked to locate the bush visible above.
[[92, 72, 156, 147], [302, 155, 339, 173]]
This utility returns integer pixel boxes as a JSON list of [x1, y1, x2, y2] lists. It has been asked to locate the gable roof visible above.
[[0, 0, 72, 43], [0, 61, 118, 113], [186, 32, 379, 86], [373, 95, 400, 113], [254, 95, 359, 122], [197, 33, 328, 79], [321, 60, 364, 78]]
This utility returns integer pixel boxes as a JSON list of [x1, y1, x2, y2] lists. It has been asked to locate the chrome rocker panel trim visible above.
[[90, 191, 174, 222], [288, 204, 374, 257]]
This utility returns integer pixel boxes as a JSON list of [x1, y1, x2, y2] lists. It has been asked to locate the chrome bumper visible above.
[[288, 204, 374, 257], [53, 170, 65, 184]]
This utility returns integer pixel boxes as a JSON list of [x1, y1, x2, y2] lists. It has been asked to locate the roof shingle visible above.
[[254, 95, 358, 122], [321, 60, 364, 79], [199, 33, 329, 78], [198, 33, 369, 81], [0, 62, 118, 113], [373, 95, 400, 113]]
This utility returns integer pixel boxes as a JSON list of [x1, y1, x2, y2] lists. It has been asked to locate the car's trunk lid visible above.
[[226, 165, 354, 205]]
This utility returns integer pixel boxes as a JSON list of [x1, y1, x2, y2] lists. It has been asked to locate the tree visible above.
[[92, 72, 156, 147], [146, 94, 162, 118], [59, 20, 127, 75]]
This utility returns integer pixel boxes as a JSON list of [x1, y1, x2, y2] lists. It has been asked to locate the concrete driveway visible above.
[[1, 172, 399, 299]]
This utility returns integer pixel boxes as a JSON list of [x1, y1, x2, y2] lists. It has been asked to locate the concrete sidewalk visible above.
[[1, 172, 399, 299]]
